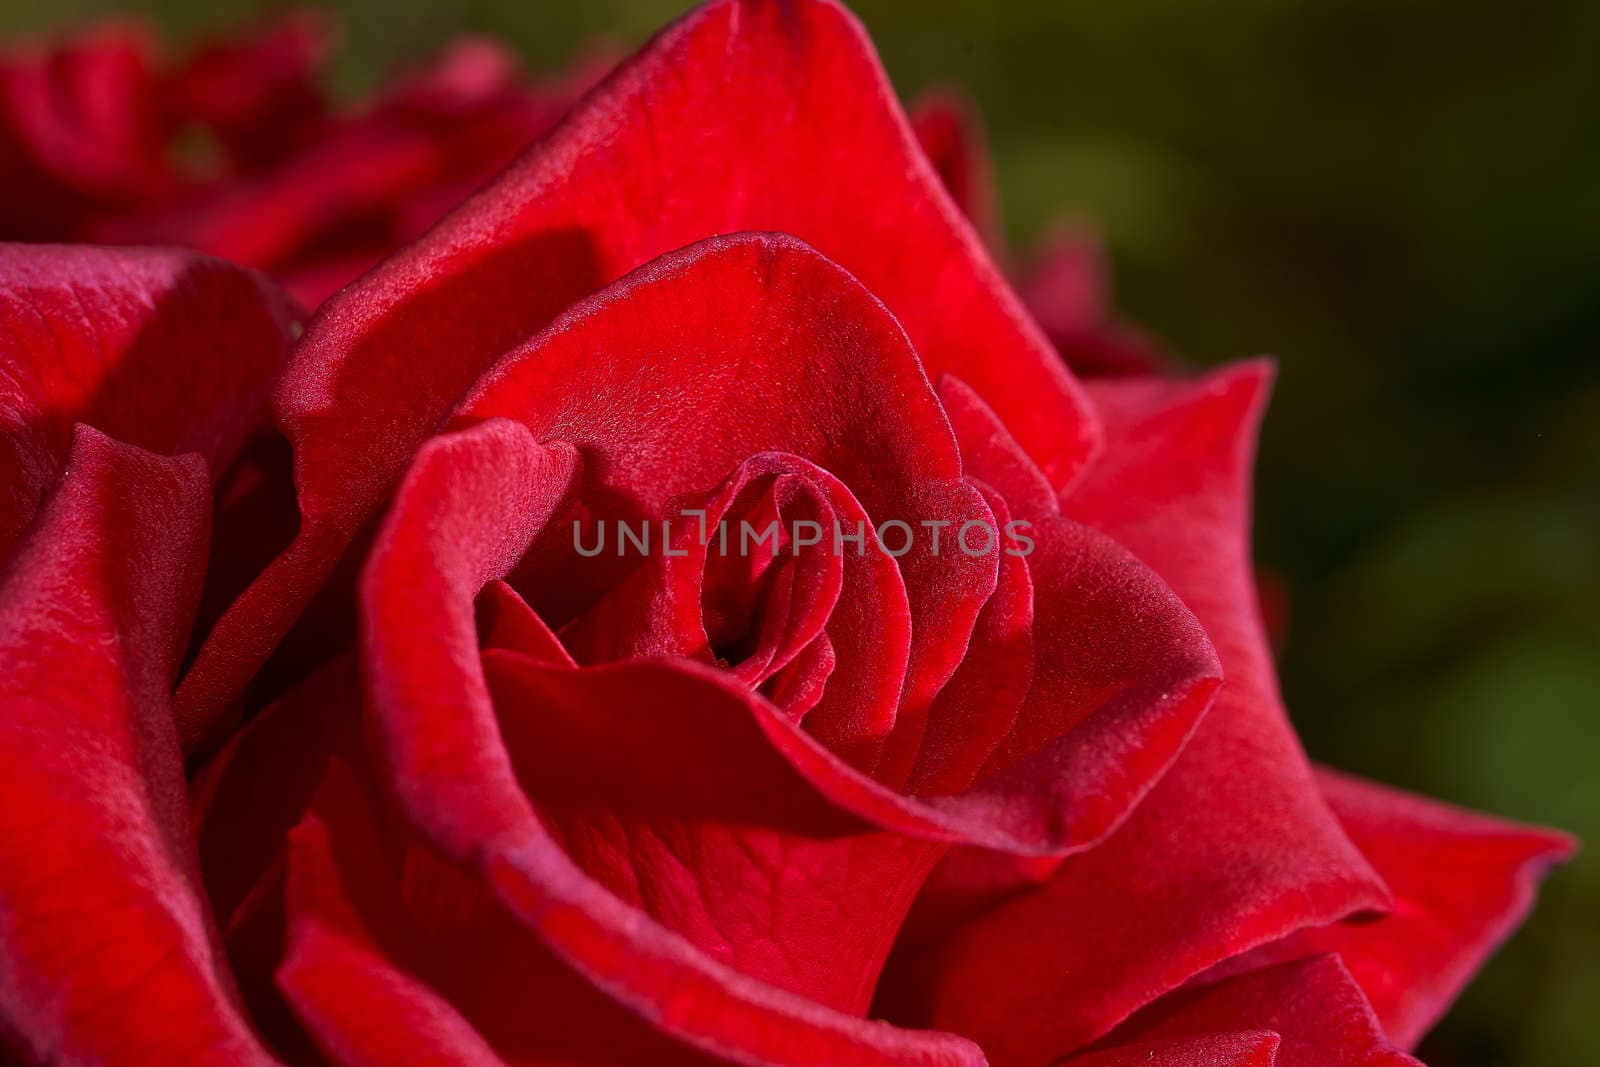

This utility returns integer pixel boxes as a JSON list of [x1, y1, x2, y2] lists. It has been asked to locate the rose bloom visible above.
[[0, 2, 1574, 1066], [0, 12, 607, 308]]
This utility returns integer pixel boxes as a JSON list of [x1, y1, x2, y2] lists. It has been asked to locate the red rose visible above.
[[0, 2, 1572, 1066], [0, 13, 606, 308]]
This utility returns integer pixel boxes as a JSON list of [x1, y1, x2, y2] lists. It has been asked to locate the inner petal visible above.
[[556, 453, 879, 719], [703, 471, 841, 688]]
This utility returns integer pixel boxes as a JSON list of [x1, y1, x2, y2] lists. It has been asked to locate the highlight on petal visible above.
[[0, 242, 294, 564], [181, 0, 1101, 723], [880, 363, 1390, 1066], [0, 426, 275, 1066]]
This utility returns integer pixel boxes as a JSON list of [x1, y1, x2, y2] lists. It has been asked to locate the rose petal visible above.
[[484, 652, 950, 1013], [937, 375, 1058, 519], [279, 754, 978, 1067], [1225, 768, 1576, 1050], [163, 12, 330, 172], [0, 426, 275, 1066], [476, 578, 575, 666], [188, 656, 361, 940], [920, 377, 1221, 848], [0, 243, 293, 565], [903, 482, 1035, 796], [111, 36, 582, 310], [881, 363, 1390, 1066], [181, 0, 1098, 722], [360, 418, 578, 849], [0, 25, 169, 237], [185, 656, 363, 1063], [556, 452, 903, 719], [910, 90, 1001, 249], [1098, 956, 1422, 1067], [1062, 1032, 1281, 1067], [277, 767, 511, 1067], [350, 418, 934, 1014]]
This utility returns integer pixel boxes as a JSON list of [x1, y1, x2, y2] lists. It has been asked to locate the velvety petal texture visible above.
[[1241, 768, 1577, 1050], [0, 427, 274, 1066], [1098, 956, 1422, 1067], [908, 91, 1165, 379], [0, 243, 293, 561], [881, 364, 1393, 1066]]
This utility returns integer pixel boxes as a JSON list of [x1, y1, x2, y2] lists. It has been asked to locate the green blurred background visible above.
[[3, 0, 1595, 1063]]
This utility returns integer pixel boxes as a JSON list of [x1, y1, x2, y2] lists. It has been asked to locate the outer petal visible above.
[[1230, 768, 1576, 1050], [181, 0, 1098, 720], [0, 427, 275, 1066], [0, 243, 294, 565], [277, 773, 510, 1067], [922, 376, 1221, 847], [902, 94, 1166, 380], [883, 363, 1389, 1066], [1096, 956, 1421, 1067]]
